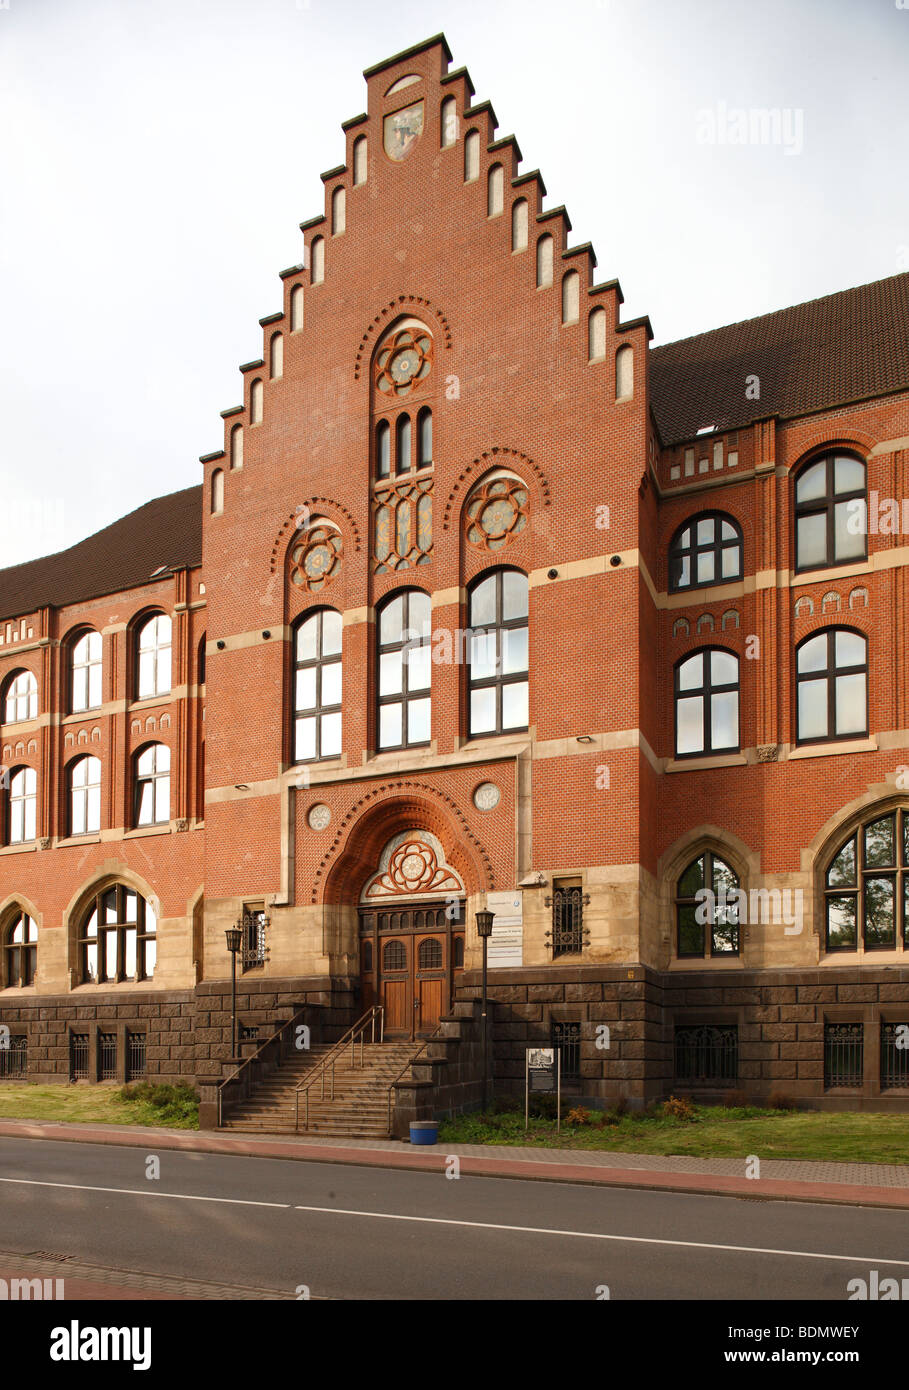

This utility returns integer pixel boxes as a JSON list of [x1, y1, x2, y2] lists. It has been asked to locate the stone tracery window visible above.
[[464, 473, 529, 553], [290, 518, 343, 593], [824, 807, 909, 952]]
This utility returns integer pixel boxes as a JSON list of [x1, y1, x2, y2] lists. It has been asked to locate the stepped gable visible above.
[[0, 485, 202, 621], [649, 271, 909, 446]]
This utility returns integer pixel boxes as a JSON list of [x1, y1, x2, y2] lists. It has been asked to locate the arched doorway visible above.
[[358, 830, 465, 1038]]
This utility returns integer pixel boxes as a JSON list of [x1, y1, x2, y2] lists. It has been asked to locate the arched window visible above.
[[468, 569, 529, 737], [561, 270, 580, 324], [487, 163, 504, 217], [134, 743, 171, 827], [136, 614, 172, 698], [377, 590, 431, 750], [331, 186, 346, 236], [70, 630, 102, 713], [198, 634, 206, 686], [375, 419, 391, 479], [4, 910, 36, 987], [230, 423, 243, 470], [418, 938, 443, 969], [588, 306, 606, 361], [250, 378, 263, 424], [290, 284, 304, 332], [464, 129, 480, 182], [79, 883, 156, 983], [674, 649, 739, 757], [69, 755, 101, 836], [294, 609, 343, 762], [353, 135, 368, 185], [417, 408, 432, 468], [536, 235, 553, 288], [824, 807, 909, 952], [511, 198, 528, 252], [796, 628, 867, 744], [669, 513, 744, 592], [383, 939, 406, 971], [794, 452, 866, 572], [211, 468, 224, 515], [616, 344, 634, 400], [440, 96, 457, 148], [269, 332, 283, 379], [395, 413, 412, 474], [452, 936, 465, 968], [3, 670, 37, 724], [311, 235, 325, 284], [6, 767, 36, 844], [675, 851, 740, 957]]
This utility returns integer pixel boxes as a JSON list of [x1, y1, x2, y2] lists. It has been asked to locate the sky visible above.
[[0, 0, 907, 567]]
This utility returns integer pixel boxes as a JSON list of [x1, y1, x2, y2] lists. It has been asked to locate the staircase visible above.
[[220, 1039, 418, 1139]]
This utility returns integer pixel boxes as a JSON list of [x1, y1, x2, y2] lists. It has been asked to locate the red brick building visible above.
[[3, 34, 909, 1118]]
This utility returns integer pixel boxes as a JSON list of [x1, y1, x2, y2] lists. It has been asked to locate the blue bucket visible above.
[[409, 1121, 439, 1145]]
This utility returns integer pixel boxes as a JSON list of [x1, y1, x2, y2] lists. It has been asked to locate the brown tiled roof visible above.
[[0, 486, 202, 622], [649, 272, 909, 447]]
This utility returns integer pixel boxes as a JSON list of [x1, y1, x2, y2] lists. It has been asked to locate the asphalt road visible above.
[[1, 1136, 908, 1300]]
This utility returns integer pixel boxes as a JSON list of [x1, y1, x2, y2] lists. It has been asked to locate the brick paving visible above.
[[0, 1248, 295, 1299], [4, 1116, 909, 1208]]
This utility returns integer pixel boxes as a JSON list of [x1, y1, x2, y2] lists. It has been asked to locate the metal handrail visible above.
[[217, 1004, 309, 1127], [295, 1005, 384, 1132], [386, 1022, 446, 1134]]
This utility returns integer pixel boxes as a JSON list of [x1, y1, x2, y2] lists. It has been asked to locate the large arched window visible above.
[[377, 590, 431, 750], [796, 628, 867, 744], [294, 609, 343, 762], [468, 569, 529, 738], [4, 910, 37, 987], [136, 614, 172, 698], [79, 884, 157, 983], [70, 630, 102, 713], [675, 851, 740, 957], [134, 743, 171, 826], [69, 755, 101, 836], [669, 513, 743, 592], [794, 452, 866, 572], [3, 670, 37, 724], [6, 767, 36, 844], [674, 649, 739, 757], [824, 808, 909, 952]]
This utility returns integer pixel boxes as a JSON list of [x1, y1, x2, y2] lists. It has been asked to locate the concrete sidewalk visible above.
[[2, 1115, 909, 1210]]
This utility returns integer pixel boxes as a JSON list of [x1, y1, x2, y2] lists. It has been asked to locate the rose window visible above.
[[290, 525, 342, 592], [465, 476, 529, 552], [375, 328, 433, 398]]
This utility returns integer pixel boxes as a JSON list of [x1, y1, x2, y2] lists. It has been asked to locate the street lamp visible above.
[[475, 909, 495, 1112], [225, 924, 242, 1061]]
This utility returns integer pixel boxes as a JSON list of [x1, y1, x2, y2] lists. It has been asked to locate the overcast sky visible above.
[[1, 0, 907, 568]]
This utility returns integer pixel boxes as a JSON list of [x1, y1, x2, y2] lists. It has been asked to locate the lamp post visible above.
[[225, 924, 242, 1060], [475, 909, 495, 1112]]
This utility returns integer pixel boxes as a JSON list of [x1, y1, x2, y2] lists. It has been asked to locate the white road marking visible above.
[[293, 1203, 909, 1265], [4, 1174, 909, 1268], [0, 1176, 288, 1208]]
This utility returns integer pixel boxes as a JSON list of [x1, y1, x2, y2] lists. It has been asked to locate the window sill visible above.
[[665, 753, 747, 772], [123, 824, 171, 839], [56, 835, 101, 847], [0, 840, 38, 855], [789, 737, 876, 760]]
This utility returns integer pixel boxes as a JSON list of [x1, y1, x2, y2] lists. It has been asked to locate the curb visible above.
[[2, 1117, 909, 1210]]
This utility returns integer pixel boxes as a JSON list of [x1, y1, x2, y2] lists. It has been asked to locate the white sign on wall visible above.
[[486, 891, 523, 967]]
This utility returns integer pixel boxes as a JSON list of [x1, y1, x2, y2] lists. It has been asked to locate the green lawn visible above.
[[437, 1103, 909, 1166], [0, 1081, 199, 1130]]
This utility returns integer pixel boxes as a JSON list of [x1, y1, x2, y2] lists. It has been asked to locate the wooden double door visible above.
[[359, 902, 465, 1039]]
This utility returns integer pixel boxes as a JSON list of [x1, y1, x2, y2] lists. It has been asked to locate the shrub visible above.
[[565, 1106, 593, 1127], [767, 1091, 795, 1111], [663, 1094, 697, 1122]]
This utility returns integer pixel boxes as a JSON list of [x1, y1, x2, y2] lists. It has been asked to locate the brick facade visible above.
[[2, 34, 909, 1111]]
